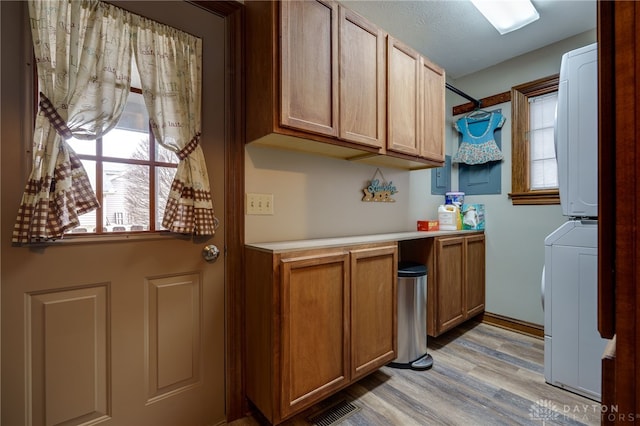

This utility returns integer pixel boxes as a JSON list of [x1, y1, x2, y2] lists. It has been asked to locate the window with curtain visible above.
[[13, 0, 218, 243], [65, 62, 179, 234], [509, 74, 560, 205]]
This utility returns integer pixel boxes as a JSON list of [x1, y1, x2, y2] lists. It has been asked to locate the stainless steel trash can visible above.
[[389, 261, 433, 370]]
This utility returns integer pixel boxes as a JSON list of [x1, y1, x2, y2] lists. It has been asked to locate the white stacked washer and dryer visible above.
[[542, 42, 609, 402]]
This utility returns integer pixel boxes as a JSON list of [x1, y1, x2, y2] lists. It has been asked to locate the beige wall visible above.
[[245, 145, 412, 242], [439, 29, 597, 325], [245, 30, 597, 325]]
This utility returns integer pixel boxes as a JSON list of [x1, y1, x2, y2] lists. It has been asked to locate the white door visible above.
[[1, 2, 227, 425]]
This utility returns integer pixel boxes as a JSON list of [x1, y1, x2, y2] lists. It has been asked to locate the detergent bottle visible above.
[[438, 205, 459, 231]]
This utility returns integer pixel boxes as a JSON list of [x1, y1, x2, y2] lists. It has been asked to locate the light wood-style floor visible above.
[[231, 322, 602, 426]]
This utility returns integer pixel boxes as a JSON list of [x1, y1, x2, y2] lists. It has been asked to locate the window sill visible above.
[[13, 231, 190, 247], [509, 190, 560, 205]]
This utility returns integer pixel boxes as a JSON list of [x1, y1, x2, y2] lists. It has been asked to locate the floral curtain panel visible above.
[[13, 0, 217, 243], [13, 0, 133, 243], [132, 16, 218, 235]]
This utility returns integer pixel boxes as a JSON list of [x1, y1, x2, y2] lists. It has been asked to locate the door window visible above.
[[66, 66, 179, 234]]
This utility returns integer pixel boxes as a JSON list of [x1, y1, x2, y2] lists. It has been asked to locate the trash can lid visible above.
[[398, 261, 427, 277]]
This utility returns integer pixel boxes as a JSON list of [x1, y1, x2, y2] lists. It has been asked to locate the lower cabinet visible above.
[[429, 233, 486, 337], [280, 251, 350, 420], [350, 246, 398, 381], [465, 234, 486, 319], [245, 243, 397, 424]]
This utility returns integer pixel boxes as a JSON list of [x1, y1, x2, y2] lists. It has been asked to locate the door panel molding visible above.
[[145, 273, 202, 403], [26, 284, 110, 426]]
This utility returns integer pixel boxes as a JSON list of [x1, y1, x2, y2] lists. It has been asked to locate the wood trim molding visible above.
[[600, 0, 640, 421], [508, 190, 559, 205], [597, 0, 615, 341], [191, 0, 247, 422], [512, 74, 560, 97], [509, 74, 560, 206], [452, 90, 511, 116], [479, 312, 544, 339], [224, 4, 246, 422]]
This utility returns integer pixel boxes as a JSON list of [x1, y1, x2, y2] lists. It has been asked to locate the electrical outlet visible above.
[[246, 193, 274, 215]]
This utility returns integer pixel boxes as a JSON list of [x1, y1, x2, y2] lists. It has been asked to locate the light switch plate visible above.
[[246, 193, 274, 215]]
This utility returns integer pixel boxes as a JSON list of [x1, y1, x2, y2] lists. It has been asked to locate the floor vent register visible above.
[[307, 399, 360, 426]]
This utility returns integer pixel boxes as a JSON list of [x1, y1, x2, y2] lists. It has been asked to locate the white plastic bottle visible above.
[[438, 205, 459, 231]]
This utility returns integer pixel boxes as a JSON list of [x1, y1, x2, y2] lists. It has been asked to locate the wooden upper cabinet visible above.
[[280, 0, 338, 137], [387, 36, 421, 156], [245, 0, 445, 169], [420, 57, 446, 163], [387, 36, 445, 162], [339, 6, 386, 148]]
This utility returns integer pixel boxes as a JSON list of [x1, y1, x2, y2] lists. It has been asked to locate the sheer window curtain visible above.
[[13, 0, 132, 243], [14, 0, 217, 242], [132, 17, 217, 235]]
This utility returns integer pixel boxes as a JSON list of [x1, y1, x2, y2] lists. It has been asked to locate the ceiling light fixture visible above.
[[470, 0, 540, 35]]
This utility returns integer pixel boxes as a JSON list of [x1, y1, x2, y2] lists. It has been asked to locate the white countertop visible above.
[[245, 230, 481, 253]]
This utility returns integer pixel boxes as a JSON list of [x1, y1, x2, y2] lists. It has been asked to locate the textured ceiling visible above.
[[341, 0, 597, 79]]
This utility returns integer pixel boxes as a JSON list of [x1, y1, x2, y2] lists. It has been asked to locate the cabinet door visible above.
[[387, 36, 420, 156], [465, 234, 486, 317], [279, 252, 349, 419], [280, 0, 338, 137], [339, 7, 385, 148], [350, 245, 397, 381], [420, 57, 446, 162], [435, 237, 465, 333]]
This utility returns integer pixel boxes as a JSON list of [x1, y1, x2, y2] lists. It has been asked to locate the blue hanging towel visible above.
[[453, 111, 505, 165]]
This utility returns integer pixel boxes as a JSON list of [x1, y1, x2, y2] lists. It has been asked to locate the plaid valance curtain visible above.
[[13, 0, 217, 243]]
